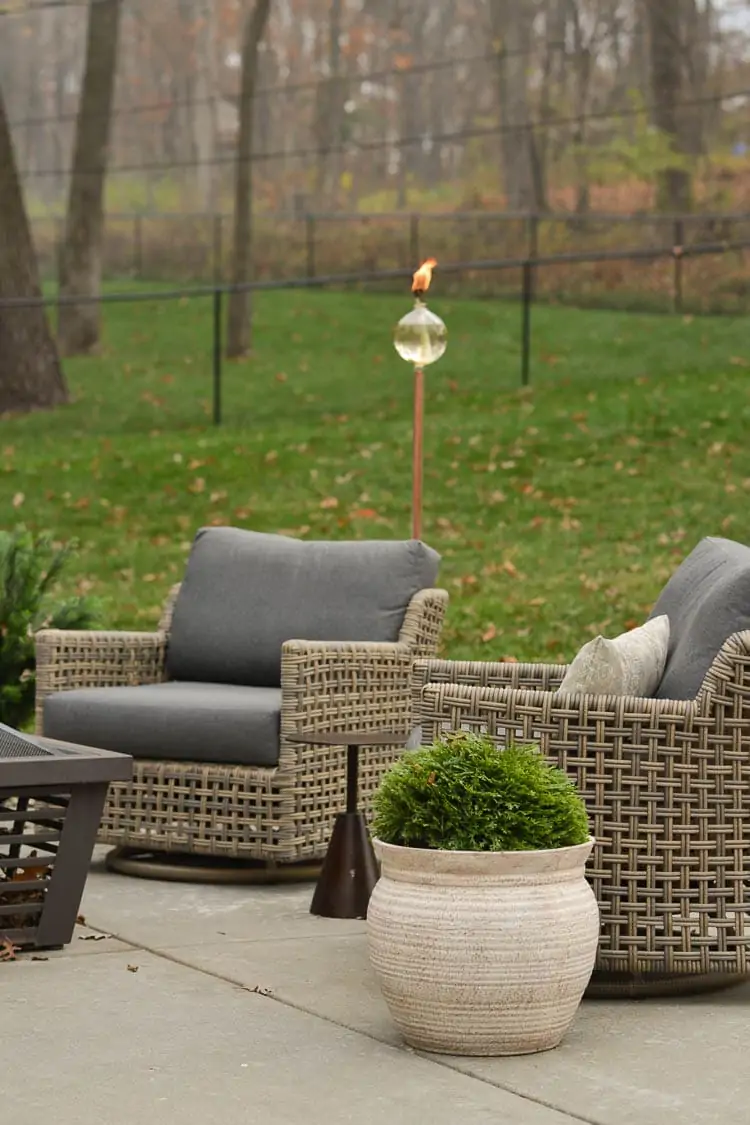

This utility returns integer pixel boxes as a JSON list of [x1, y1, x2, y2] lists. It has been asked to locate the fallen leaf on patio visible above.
[[78, 934, 108, 942], [76, 914, 86, 925], [30, 956, 49, 962], [127, 964, 140, 973], [247, 984, 273, 997], [0, 938, 20, 962]]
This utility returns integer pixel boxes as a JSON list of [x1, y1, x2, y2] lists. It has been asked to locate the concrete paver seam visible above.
[[88, 921, 603, 1125]]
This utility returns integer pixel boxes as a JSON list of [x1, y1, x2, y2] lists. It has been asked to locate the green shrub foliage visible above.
[[0, 527, 99, 729], [373, 733, 590, 852]]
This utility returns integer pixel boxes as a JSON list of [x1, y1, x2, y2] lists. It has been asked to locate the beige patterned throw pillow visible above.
[[557, 615, 670, 698]]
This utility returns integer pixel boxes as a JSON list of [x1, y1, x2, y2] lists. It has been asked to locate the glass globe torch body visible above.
[[394, 299, 447, 368]]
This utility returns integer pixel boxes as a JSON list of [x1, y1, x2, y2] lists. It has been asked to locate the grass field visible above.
[[2, 288, 749, 661]]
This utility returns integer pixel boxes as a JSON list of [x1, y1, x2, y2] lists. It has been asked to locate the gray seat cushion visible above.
[[166, 528, 440, 687], [649, 537, 750, 700], [43, 682, 281, 767]]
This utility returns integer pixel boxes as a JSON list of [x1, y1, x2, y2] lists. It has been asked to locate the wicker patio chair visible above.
[[414, 537, 750, 998], [34, 528, 448, 880]]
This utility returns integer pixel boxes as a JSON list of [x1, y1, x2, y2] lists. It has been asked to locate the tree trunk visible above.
[[226, 0, 272, 359], [315, 0, 345, 205], [0, 83, 67, 415], [570, 4, 593, 215], [488, 0, 544, 212], [193, 0, 219, 212], [57, 0, 122, 357], [681, 0, 710, 156], [645, 0, 693, 212]]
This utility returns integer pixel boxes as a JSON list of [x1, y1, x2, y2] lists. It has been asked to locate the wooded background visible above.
[[5, 0, 750, 216], [0, 0, 748, 412]]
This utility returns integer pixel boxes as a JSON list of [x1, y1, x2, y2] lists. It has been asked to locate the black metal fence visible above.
[[30, 209, 750, 314], [5, 235, 749, 427]]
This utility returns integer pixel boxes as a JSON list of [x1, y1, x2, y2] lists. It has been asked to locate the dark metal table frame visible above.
[[288, 730, 409, 920], [0, 725, 132, 949]]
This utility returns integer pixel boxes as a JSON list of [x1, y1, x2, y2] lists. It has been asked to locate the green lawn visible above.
[[2, 288, 749, 660]]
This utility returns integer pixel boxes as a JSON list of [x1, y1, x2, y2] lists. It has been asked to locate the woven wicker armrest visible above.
[[413, 657, 568, 722], [414, 656, 568, 691], [419, 679, 701, 750], [281, 639, 414, 735], [35, 629, 168, 731], [398, 589, 450, 656]]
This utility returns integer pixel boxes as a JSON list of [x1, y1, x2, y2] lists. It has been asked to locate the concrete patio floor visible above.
[[5, 849, 748, 1125]]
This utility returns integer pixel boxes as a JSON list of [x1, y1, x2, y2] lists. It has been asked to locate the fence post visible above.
[[306, 214, 316, 279], [212, 287, 223, 426], [409, 212, 420, 266], [673, 218, 684, 314], [133, 215, 143, 279], [521, 259, 533, 387], [527, 212, 539, 260], [212, 214, 223, 284]]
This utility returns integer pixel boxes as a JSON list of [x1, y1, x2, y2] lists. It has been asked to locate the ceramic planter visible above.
[[367, 837, 599, 1056]]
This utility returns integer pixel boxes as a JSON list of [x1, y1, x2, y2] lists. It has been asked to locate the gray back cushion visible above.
[[649, 537, 750, 700], [166, 528, 440, 687]]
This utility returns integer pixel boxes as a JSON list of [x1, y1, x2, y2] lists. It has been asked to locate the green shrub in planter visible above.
[[372, 732, 589, 852], [0, 527, 100, 729]]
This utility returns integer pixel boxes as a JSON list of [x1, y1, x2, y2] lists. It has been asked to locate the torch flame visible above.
[[412, 258, 437, 295]]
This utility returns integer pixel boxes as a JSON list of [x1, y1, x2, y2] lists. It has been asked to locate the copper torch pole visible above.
[[412, 365, 424, 541]]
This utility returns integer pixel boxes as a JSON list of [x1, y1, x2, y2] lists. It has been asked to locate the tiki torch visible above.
[[393, 258, 447, 541]]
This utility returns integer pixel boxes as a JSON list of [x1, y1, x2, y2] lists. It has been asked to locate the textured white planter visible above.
[[367, 837, 599, 1057]]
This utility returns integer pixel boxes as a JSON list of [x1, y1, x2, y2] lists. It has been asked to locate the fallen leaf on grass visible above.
[[12, 492, 24, 508], [320, 496, 339, 510], [730, 357, 749, 368], [481, 624, 497, 643]]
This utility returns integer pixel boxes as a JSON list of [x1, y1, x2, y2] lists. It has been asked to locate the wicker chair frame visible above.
[[414, 634, 750, 997], [34, 585, 448, 865]]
